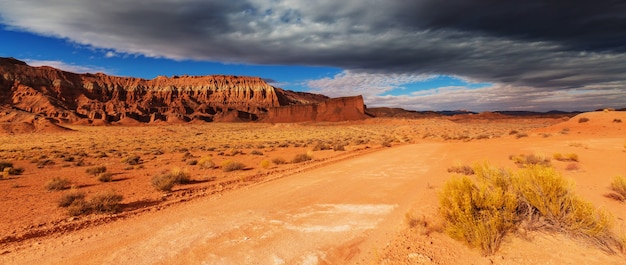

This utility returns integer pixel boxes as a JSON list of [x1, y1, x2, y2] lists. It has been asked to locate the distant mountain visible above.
[[0, 57, 366, 124]]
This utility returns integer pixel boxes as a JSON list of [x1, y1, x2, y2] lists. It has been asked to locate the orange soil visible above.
[[0, 112, 624, 264]]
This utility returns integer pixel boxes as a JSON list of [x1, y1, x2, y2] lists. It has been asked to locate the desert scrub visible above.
[[553, 153, 579, 162], [86, 165, 107, 176], [250, 150, 264, 156], [97, 172, 113, 182], [45, 177, 71, 191], [578, 117, 590, 123], [121, 155, 141, 165], [0, 160, 16, 172], [222, 160, 245, 172], [198, 156, 215, 169], [509, 154, 551, 167], [271, 157, 287, 165], [440, 163, 623, 255], [58, 190, 86, 207], [447, 164, 475, 175], [439, 172, 518, 255], [260, 160, 271, 169], [61, 190, 123, 216], [151, 168, 191, 192], [607, 176, 626, 201], [291, 153, 312, 163], [90, 191, 124, 214]]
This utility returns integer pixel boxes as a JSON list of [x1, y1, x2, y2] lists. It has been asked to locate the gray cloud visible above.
[[1, 0, 625, 110]]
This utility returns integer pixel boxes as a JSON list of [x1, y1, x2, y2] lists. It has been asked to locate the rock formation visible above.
[[263, 96, 367, 123], [0, 57, 366, 124]]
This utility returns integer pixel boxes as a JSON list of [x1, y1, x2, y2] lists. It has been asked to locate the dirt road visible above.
[[1, 144, 445, 264]]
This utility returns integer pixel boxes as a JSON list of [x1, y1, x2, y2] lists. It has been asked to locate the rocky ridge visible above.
[[0, 57, 366, 126]]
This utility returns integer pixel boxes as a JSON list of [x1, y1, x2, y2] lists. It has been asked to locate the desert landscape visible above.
[[1, 56, 626, 264], [1, 2, 626, 264]]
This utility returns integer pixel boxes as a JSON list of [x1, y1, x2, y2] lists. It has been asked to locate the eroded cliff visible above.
[[1, 57, 354, 124]]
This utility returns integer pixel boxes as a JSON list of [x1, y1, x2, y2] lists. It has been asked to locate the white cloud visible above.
[[306, 70, 435, 98], [24, 59, 109, 74], [104, 51, 117, 58]]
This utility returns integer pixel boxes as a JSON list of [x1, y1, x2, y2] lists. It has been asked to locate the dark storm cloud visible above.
[[1, 0, 625, 110]]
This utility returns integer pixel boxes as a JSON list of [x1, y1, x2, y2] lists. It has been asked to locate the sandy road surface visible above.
[[1, 144, 445, 264]]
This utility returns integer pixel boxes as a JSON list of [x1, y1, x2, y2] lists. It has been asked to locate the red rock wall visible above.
[[263, 96, 366, 123]]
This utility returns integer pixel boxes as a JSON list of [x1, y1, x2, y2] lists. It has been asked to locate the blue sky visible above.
[[1, 1, 625, 111]]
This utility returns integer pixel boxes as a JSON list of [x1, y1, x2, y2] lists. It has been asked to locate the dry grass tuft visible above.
[[86, 165, 107, 176], [198, 156, 215, 169], [579, 117, 590, 123], [447, 164, 475, 175], [45, 177, 71, 191], [260, 160, 271, 169], [607, 176, 626, 202], [271, 157, 287, 165], [553, 153, 579, 162], [509, 154, 551, 168], [291, 153, 312, 163], [221, 160, 245, 172], [61, 190, 123, 216], [151, 167, 191, 191], [440, 163, 623, 255]]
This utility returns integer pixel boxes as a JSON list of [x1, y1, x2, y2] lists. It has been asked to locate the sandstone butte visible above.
[[0, 57, 367, 126]]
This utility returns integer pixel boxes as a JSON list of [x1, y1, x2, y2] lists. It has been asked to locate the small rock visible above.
[[407, 252, 432, 263]]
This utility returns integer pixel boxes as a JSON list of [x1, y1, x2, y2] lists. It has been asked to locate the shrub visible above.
[[45, 177, 71, 191], [608, 176, 626, 201], [0, 161, 13, 171], [613, 119, 622, 123], [313, 142, 331, 151], [97, 172, 113, 182], [440, 163, 623, 255], [272, 157, 287, 165], [578, 117, 590, 123], [447, 164, 475, 175], [90, 191, 123, 214], [186, 159, 198, 165], [260, 160, 271, 169], [250, 150, 264, 156], [121, 155, 141, 165], [439, 173, 517, 255], [198, 156, 215, 169], [333, 144, 346, 151], [151, 168, 191, 191], [151, 174, 176, 192], [86, 165, 107, 176], [553, 153, 579, 162], [291, 153, 312, 163], [222, 160, 245, 172], [515, 133, 529, 139], [509, 154, 551, 167], [58, 190, 86, 207]]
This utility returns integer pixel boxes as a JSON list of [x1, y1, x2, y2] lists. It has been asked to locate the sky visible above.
[[0, 1, 625, 112]]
